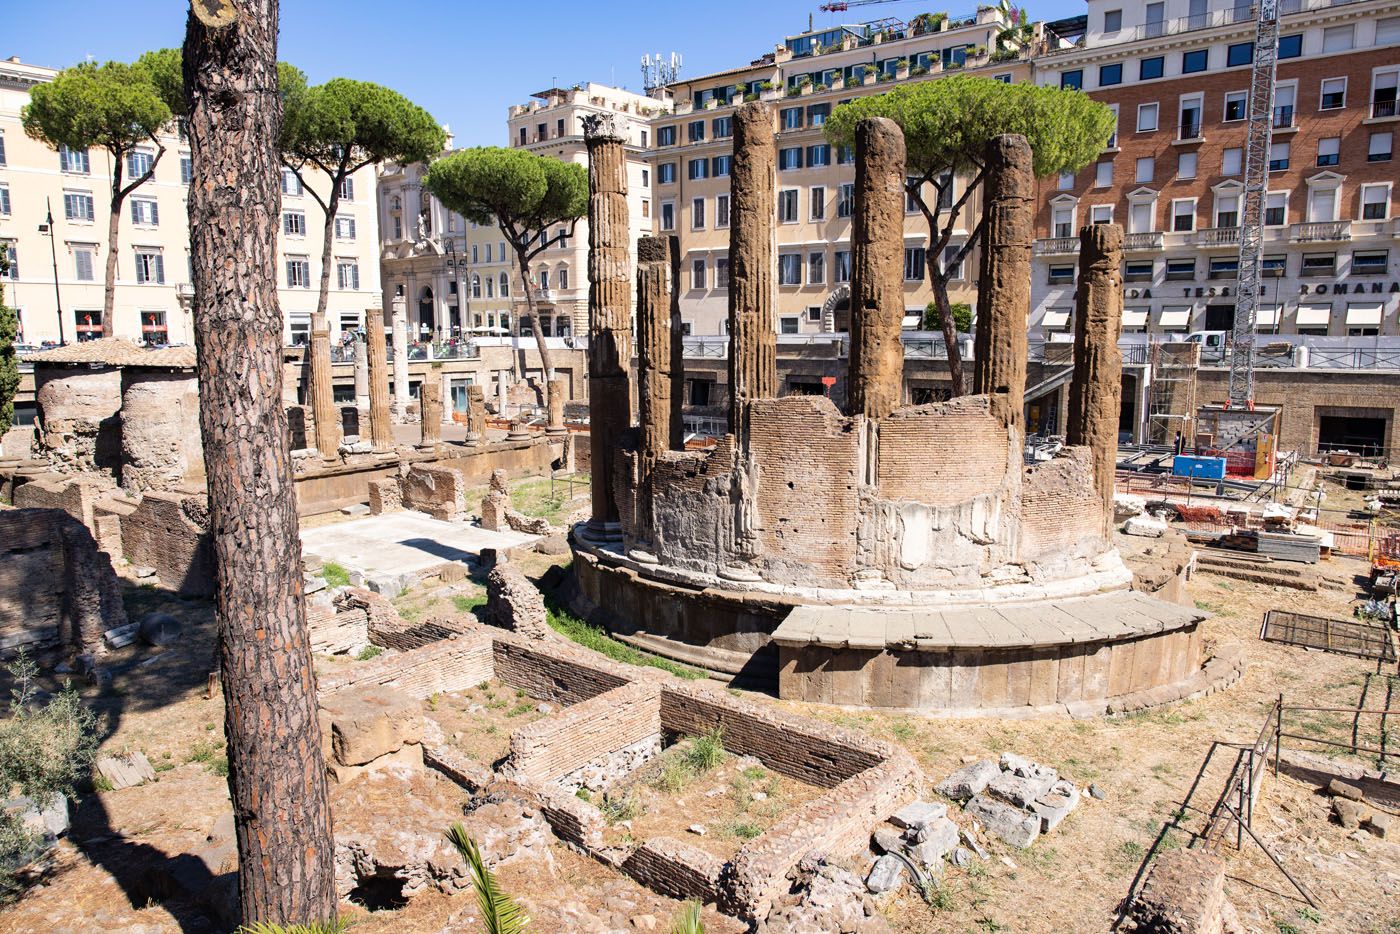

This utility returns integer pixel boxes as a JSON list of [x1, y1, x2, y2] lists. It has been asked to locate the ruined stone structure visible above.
[[583, 114, 632, 538], [310, 313, 342, 458], [572, 126, 1213, 715], [545, 378, 566, 436], [119, 364, 204, 495], [465, 384, 487, 446], [28, 342, 127, 477], [1067, 224, 1126, 540], [391, 296, 411, 421], [419, 373, 443, 449], [365, 308, 394, 451]]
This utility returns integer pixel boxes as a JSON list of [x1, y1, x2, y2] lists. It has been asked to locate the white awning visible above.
[[1255, 307, 1280, 326], [1123, 309, 1149, 327], [1042, 310, 1071, 329], [1346, 303, 1383, 326], [901, 315, 921, 329], [1295, 304, 1332, 326], [1159, 309, 1191, 327]]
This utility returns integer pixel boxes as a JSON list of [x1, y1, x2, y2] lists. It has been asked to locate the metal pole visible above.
[[45, 198, 67, 345]]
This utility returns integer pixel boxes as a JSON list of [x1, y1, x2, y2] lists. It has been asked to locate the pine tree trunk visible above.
[[183, 2, 337, 926], [514, 249, 557, 381], [314, 182, 342, 320], [929, 278, 966, 397], [103, 158, 125, 338]]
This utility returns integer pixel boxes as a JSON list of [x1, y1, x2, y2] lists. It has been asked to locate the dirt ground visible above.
[[3, 477, 1399, 934]]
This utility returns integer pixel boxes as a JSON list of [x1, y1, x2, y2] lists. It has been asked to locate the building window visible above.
[[807, 103, 830, 127], [1057, 171, 1074, 191], [692, 258, 706, 290], [941, 246, 963, 280], [1308, 185, 1339, 222], [500, 272, 510, 297], [334, 216, 357, 239], [808, 251, 825, 285], [691, 197, 706, 229], [1262, 255, 1287, 277], [781, 107, 803, 131], [1226, 43, 1252, 68], [1090, 204, 1113, 225], [807, 144, 830, 167], [1264, 192, 1288, 226], [1171, 200, 1196, 232], [72, 245, 95, 281], [281, 170, 302, 196], [1093, 162, 1112, 188], [717, 194, 730, 228], [1060, 70, 1083, 90], [1371, 132, 1394, 163], [63, 192, 95, 222], [1361, 184, 1391, 220], [903, 247, 926, 282], [714, 257, 730, 289], [1182, 50, 1208, 74], [0, 131, 5, 166], [1224, 91, 1248, 122], [660, 201, 675, 231], [1277, 34, 1302, 58], [1165, 259, 1195, 280], [285, 256, 310, 288], [687, 158, 708, 180], [1052, 205, 1074, 239], [1320, 77, 1346, 110], [833, 251, 851, 283], [1214, 193, 1240, 229], [1222, 147, 1242, 176], [712, 154, 732, 177], [687, 120, 705, 143], [1316, 137, 1340, 167], [658, 163, 676, 185], [139, 311, 167, 344], [713, 115, 733, 138], [810, 186, 826, 220], [339, 177, 354, 201], [130, 197, 160, 226], [1099, 63, 1122, 86], [1179, 96, 1202, 139], [1208, 257, 1239, 279], [837, 183, 854, 218], [336, 260, 360, 290], [657, 125, 676, 147], [1137, 103, 1158, 132], [1140, 57, 1164, 80], [180, 156, 192, 184], [135, 250, 165, 285], [778, 147, 802, 171], [59, 146, 90, 174], [284, 211, 306, 236], [1352, 250, 1388, 275], [1135, 156, 1154, 183], [1047, 265, 1074, 285], [836, 144, 854, 165], [1128, 199, 1155, 234], [1103, 8, 1122, 31], [1178, 151, 1198, 179], [1267, 141, 1290, 172], [1301, 254, 1337, 279], [778, 189, 799, 223], [1124, 261, 1154, 282], [127, 151, 154, 179], [1321, 24, 1354, 52], [778, 253, 802, 286], [1274, 84, 1296, 128]]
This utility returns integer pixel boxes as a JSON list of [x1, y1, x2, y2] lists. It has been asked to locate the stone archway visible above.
[[820, 284, 851, 333]]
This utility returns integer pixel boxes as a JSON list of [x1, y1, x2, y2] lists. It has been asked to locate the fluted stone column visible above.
[[497, 369, 509, 417], [353, 334, 369, 412], [419, 371, 443, 448], [667, 234, 684, 451], [636, 237, 674, 460], [366, 308, 394, 451], [309, 313, 341, 458], [546, 378, 566, 436], [584, 114, 632, 536], [465, 384, 487, 446], [847, 117, 908, 420], [727, 102, 777, 435], [1067, 223, 1125, 538], [391, 296, 410, 421], [973, 134, 1034, 428]]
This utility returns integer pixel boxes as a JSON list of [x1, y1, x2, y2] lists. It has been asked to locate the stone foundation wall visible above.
[[506, 681, 661, 784], [117, 490, 214, 596], [119, 370, 204, 494], [33, 366, 123, 478], [490, 638, 633, 705], [1019, 446, 1110, 572], [1129, 848, 1229, 934], [400, 463, 468, 521], [317, 632, 494, 699], [621, 838, 724, 902]]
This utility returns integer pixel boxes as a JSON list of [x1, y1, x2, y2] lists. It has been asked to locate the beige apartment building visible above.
[[0, 56, 382, 348], [649, 8, 1033, 337]]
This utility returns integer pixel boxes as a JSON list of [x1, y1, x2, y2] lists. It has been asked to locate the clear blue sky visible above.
[[8, 0, 1084, 147]]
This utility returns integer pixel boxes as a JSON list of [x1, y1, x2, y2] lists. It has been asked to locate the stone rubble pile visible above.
[[1328, 778, 1391, 839], [937, 753, 1082, 850]]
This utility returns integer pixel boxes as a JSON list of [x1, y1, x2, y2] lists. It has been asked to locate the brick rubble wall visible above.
[[490, 634, 637, 705], [118, 490, 215, 596], [1018, 445, 1110, 572], [621, 837, 724, 902], [506, 681, 661, 784], [400, 463, 467, 521], [317, 632, 494, 699]]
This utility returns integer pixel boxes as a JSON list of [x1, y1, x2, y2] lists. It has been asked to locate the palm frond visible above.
[[669, 900, 705, 934], [236, 921, 349, 934], [447, 822, 529, 934]]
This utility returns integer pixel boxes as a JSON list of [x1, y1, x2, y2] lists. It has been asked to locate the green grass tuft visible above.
[[321, 562, 351, 589], [544, 599, 707, 680]]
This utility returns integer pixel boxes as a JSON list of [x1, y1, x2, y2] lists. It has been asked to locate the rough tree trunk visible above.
[[184, 1, 337, 926], [103, 158, 125, 337], [313, 175, 344, 320], [928, 278, 966, 397], [514, 247, 557, 388]]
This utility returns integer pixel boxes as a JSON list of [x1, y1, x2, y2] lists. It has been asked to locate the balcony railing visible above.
[[1291, 220, 1351, 242], [1177, 119, 1203, 141], [1373, 99, 1398, 119], [1196, 226, 1241, 247], [1033, 236, 1080, 255], [1273, 107, 1295, 129], [1123, 231, 1165, 251]]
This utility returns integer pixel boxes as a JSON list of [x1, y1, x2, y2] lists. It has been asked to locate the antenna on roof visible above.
[[641, 52, 682, 93]]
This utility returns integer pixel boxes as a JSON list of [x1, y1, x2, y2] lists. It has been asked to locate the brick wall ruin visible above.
[[33, 366, 123, 478], [119, 370, 205, 494]]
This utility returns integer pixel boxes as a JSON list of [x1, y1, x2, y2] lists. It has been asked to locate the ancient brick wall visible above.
[[11, 474, 105, 532], [621, 838, 724, 903], [118, 490, 215, 596], [1019, 446, 1110, 571], [33, 366, 123, 478], [119, 371, 204, 494], [317, 633, 494, 699], [875, 397, 1015, 506], [490, 637, 633, 705], [400, 463, 467, 521], [506, 681, 660, 784]]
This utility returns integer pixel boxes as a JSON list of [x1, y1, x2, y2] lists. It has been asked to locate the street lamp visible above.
[[37, 197, 67, 345], [446, 241, 465, 339]]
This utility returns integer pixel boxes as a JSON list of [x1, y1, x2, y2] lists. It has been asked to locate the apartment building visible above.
[[505, 84, 658, 337], [649, 8, 1031, 337], [0, 56, 382, 348], [1031, 0, 1400, 339]]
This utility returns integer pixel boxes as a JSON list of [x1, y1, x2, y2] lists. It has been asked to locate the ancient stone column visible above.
[[546, 378, 566, 436], [465, 384, 487, 446], [1067, 223, 1125, 538], [972, 134, 1034, 429], [847, 117, 908, 420], [391, 296, 410, 421], [496, 369, 510, 416], [727, 102, 778, 435], [309, 313, 341, 458], [353, 334, 369, 412], [365, 307, 394, 451], [419, 371, 443, 448], [584, 113, 632, 536], [667, 234, 685, 451], [636, 236, 674, 460]]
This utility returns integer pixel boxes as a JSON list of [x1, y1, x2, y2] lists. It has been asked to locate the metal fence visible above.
[[1260, 609, 1397, 662]]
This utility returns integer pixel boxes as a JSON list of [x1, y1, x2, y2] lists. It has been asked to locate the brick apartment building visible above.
[[1031, 0, 1400, 340]]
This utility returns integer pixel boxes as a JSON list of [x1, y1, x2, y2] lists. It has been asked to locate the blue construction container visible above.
[[1172, 455, 1227, 480]]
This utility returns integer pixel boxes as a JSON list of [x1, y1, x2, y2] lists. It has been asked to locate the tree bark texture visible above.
[[584, 125, 632, 533], [309, 312, 340, 458], [513, 250, 559, 413], [727, 102, 777, 435], [972, 134, 1034, 428], [183, 2, 337, 926], [847, 117, 907, 420], [1067, 222, 1125, 539], [365, 306, 394, 450]]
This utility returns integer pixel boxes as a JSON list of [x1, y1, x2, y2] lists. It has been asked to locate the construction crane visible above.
[[1228, 0, 1282, 408], [819, 0, 896, 11]]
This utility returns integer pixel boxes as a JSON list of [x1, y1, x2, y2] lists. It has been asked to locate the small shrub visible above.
[[651, 756, 694, 793], [921, 879, 955, 911], [505, 702, 534, 718], [682, 728, 725, 773], [356, 645, 383, 662], [600, 790, 644, 824], [321, 562, 351, 588], [725, 820, 762, 840], [238, 922, 350, 934], [670, 900, 705, 934]]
